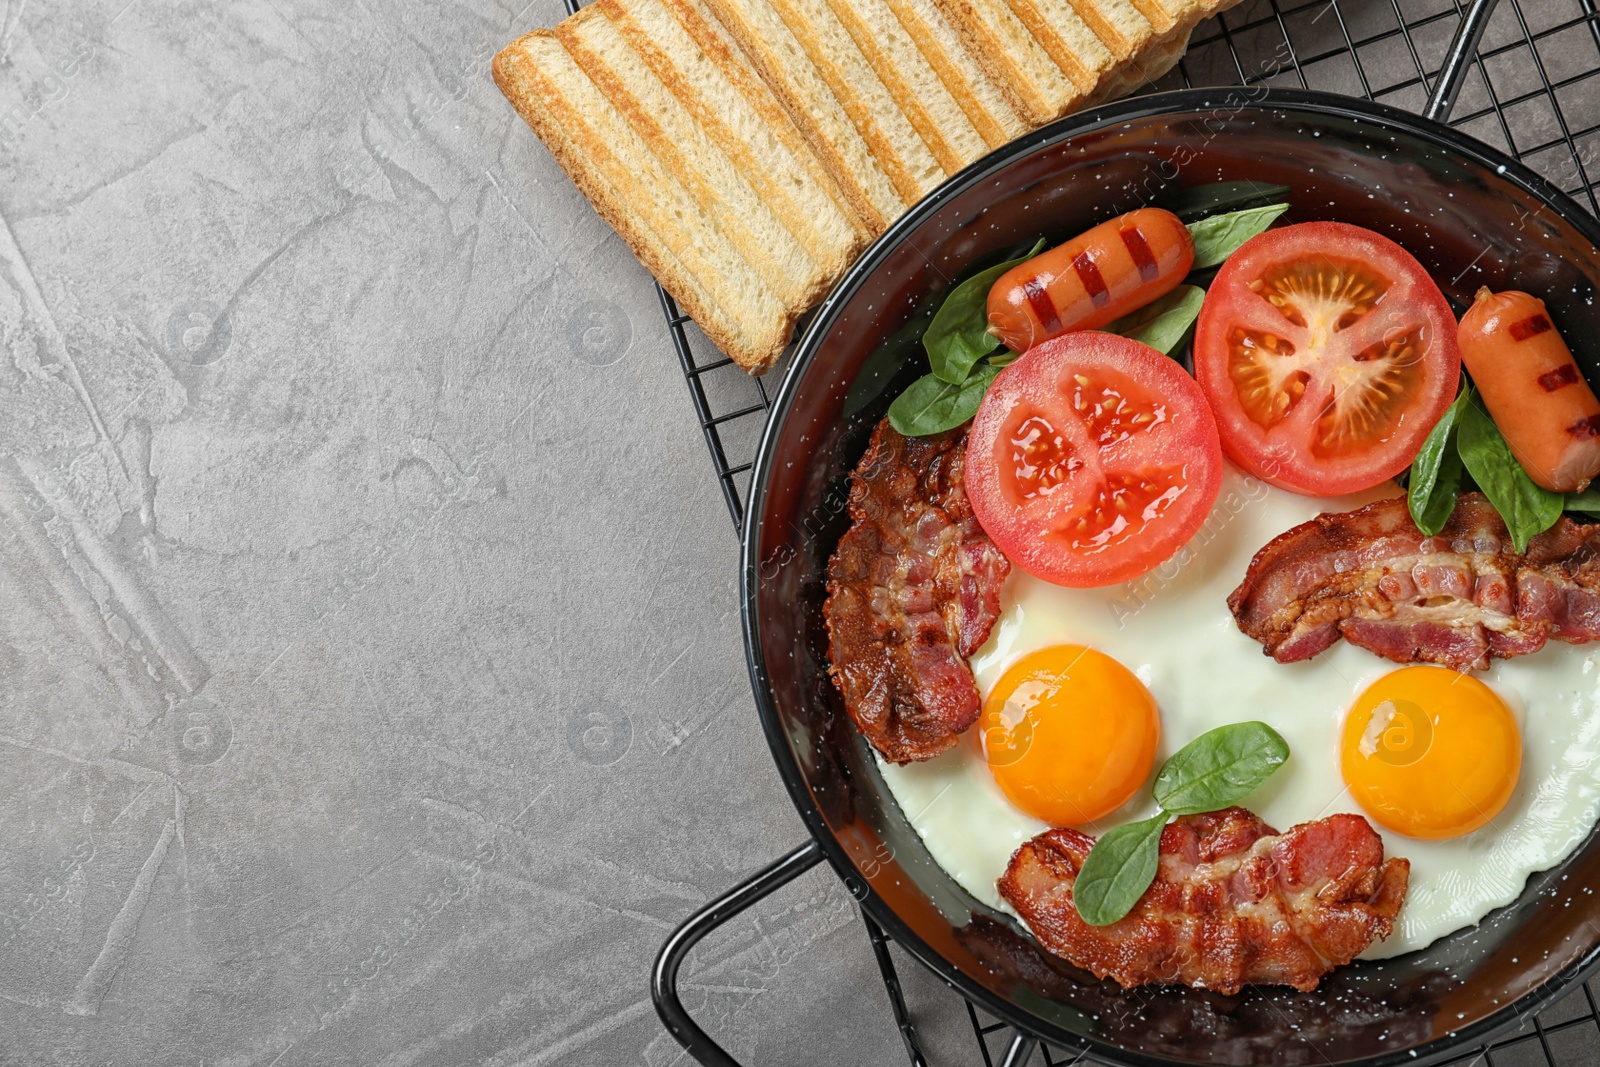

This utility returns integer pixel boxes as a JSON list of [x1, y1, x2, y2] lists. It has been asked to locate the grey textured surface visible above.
[[0, 1, 968, 1064], [3, 1, 1600, 1066]]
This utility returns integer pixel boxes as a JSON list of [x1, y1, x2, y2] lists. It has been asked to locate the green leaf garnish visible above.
[[1407, 381, 1472, 536], [1072, 812, 1167, 927], [1456, 399, 1564, 552], [1567, 487, 1600, 515], [926, 239, 1046, 384], [1159, 181, 1291, 223], [1187, 203, 1291, 269], [1105, 285, 1204, 355], [1074, 722, 1291, 926], [1151, 722, 1290, 816], [886, 363, 1001, 437]]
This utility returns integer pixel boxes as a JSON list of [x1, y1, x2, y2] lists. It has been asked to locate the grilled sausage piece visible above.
[[986, 207, 1194, 353], [1458, 287, 1600, 492]]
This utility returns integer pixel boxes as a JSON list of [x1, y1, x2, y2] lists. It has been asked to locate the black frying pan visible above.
[[657, 84, 1600, 1067]]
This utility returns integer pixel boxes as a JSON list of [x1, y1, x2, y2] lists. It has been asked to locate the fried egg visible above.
[[878, 465, 1600, 958]]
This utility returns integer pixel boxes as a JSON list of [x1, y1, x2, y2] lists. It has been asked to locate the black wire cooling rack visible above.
[[604, 0, 1600, 1063]]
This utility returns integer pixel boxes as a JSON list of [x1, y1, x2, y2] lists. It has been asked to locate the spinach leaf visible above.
[[1073, 812, 1168, 927], [1567, 488, 1600, 515], [1160, 181, 1291, 223], [1187, 203, 1291, 269], [1457, 400, 1564, 552], [926, 238, 1045, 384], [1152, 722, 1290, 816], [1106, 285, 1205, 355], [887, 363, 1000, 436], [1407, 382, 1471, 536], [1073, 723, 1292, 926]]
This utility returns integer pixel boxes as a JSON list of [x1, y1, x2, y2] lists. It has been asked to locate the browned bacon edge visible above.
[[998, 809, 1409, 994], [1229, 492, 1600, 672], [823, 420, 1009, 764]]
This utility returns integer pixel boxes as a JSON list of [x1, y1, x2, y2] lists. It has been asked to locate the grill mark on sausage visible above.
[[1538, 363, 1580, 392], [1120, 225, 1160, 283], [1072, 251, 1110, 308], [1510, 313, 1553, 341], [1568, 413, 1600, 440], [1023, 276, 1063, 334]]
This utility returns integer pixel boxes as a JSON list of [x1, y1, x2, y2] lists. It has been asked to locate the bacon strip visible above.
[[1229, 493, 1600, 672], [823, 420, 1009, 763], [998, 809, 1409, 994]]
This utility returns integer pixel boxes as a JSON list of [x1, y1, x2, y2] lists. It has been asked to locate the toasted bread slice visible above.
[[765, 0, 947, 201], [643, 0, 882, 243], [1060, 0, 1154, 62], [816, 0, 990, 175], [702, 0, 905, 229], [1139, 26, 1190, 83], [1091, 22, 1188, 100], [608, 0, 870, 276], [1121, 0, 1176, 35], [931, 0, 1083, 125], [495, 0, 1242, 373], [878, 0, 1027, 150], [493, 31, 793, 371], [558, 6, 828, 310], [1006, 0, 1116, 96], [1128, 0, 1229, 36]]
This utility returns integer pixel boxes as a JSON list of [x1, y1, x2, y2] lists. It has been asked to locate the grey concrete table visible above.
[[5, 2, 1600, 1067], [0, 2, 957, 1064]]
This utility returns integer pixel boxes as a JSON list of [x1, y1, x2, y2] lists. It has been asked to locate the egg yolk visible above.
[[980, 644, 1159, 826], [1340, 665, 1521, 840]]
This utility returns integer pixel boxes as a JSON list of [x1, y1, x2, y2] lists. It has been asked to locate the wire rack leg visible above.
[[1425, 0, 1501, 122], [999, 1031, 1039, 1067], [860, 911, 930, 1066], [651, 841, 824, 1067]]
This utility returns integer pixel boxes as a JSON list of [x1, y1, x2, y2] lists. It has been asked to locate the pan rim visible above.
[[740, 85, 1600, 1067]]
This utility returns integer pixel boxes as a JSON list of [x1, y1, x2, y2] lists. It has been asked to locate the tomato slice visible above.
[[1192, 221, 1461, 496], [966, 332, 1223, 588]]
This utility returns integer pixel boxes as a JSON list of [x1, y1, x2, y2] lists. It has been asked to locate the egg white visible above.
[[878, 465, 1600, 958]]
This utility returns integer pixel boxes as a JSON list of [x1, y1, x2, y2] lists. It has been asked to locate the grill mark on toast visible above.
[[761, 0, 938, 204], [1003, 0, 1104, 95], [654, 0, 886, 237], [492, 34, 791, 370], [1122, 0, 1177, 33], [1063, 0, 1137, 56], [604, 0, 865, 280], [930, 0, 1073, 124], [879, 0, 1026, 149], [817, 0, 976, 174], [700, 0, 903, 228], [558, 10, 817, 309]]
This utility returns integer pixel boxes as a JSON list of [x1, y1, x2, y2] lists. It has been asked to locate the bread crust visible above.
[[639, 0, 878, 246], [555, 9, 818, 310], [492, 0, 1241, 374], [700, 0, 899, 231], [493, 34, 793, 372], [878, 0, 1026, 149], [603, 0, 867, 281], [817, 0, 967, 175]]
